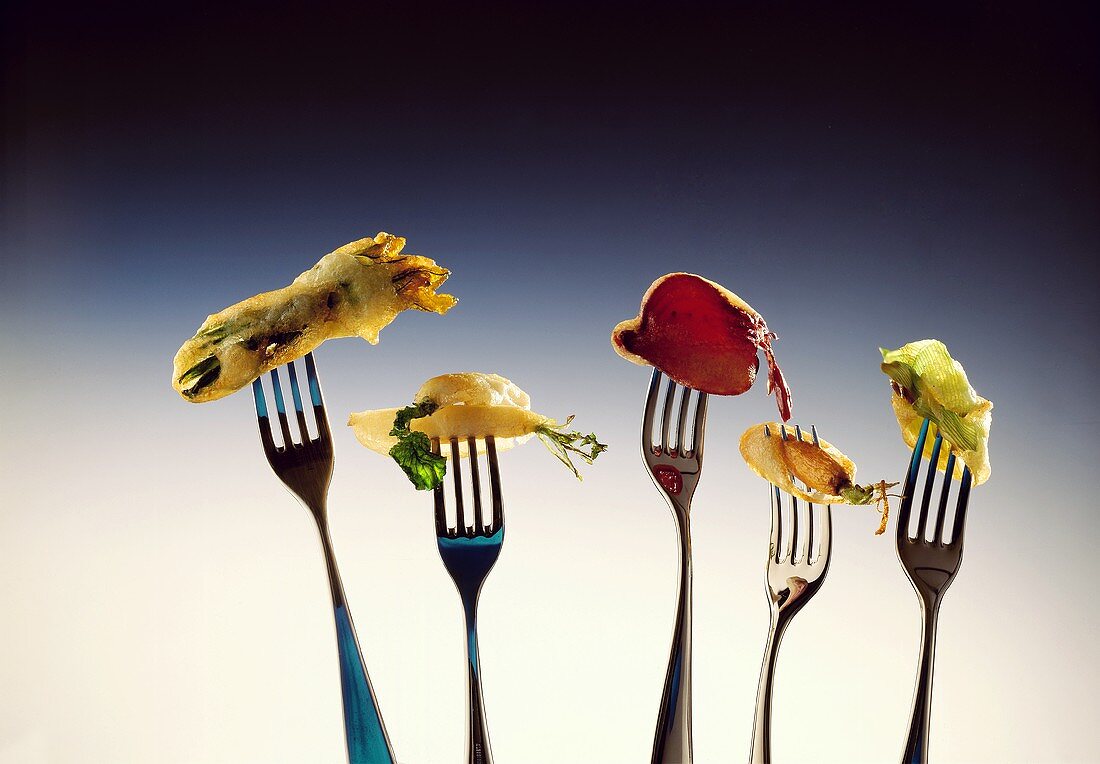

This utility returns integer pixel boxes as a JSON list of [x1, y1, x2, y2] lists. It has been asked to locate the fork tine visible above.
[[269, 369, 295, 448], [819, 504, 833, 561], [896, 418, 931, 542], [674, 385, 690, 454], [932, 449, 956, 544], [659, 377, 676, 453], [251, 378, 277, 454], [303, 353, 331, 442], [431, 438, 447, 536], [449, 437, 467, 535], [468, 437, 485, 534], [950, 465, 973, 546], [770, 485, 782, 562], [915, 432, 944, 540], [806, 503, 815, 563], [286, 361, 311, 442], [788, 492, 799, 562], [642, 369, 663, 454], [486, 436, 504, 531], [692, 392, 709, 458]]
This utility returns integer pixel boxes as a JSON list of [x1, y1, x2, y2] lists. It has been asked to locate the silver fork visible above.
[[896, 418, 973, 764], [642, 369, 709, 764], [252, 352, 396, 764], [748, 423, 833, 764], [430, 435, 505, 764]]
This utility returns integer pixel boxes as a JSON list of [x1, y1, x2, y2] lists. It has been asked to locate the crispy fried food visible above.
[[349, 372, 606, 490], [880, 340, 992, 485], [172, 232, 457, 402], [612, 272, 792, 420], [739, 423, 898, 534]]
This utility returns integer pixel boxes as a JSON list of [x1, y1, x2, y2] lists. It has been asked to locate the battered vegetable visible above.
[[172, 232, 457, 402], [349, 372, 606, 490], [740, 423, 897, 534], [880, 340, 992, 485]]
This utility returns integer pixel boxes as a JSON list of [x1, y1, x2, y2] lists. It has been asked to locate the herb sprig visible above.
[[387, 399, 447, 491]]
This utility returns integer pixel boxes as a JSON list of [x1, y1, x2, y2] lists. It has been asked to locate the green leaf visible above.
[[390, 399, 439, 437], [388, 432, 448, 491], [387, 398, 446, 490], [535, 416, 608, 480]]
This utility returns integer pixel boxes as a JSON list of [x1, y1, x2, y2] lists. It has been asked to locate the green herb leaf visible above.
[[388, 398, 446, 490], [535, 415, 608, 480], [388, 431, 448, 491], [390, 399, 439, 437]]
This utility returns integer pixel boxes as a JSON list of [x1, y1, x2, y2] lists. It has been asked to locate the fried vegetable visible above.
[[880, 340, 992, 485], [739, 423, 898, 534], [612, 272, 792, 420], [172, 232, 457, 402], [348, 372, 606, 490]]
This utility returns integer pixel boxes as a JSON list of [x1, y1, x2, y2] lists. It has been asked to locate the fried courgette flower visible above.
[[880, 340, 992, 485], [612, 272, 792, 420], [172, 232, 457, 402], [349, 372, 606, 490], [740, 423, 898, 534]]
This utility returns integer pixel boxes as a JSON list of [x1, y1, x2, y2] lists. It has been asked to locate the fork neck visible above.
[[309, 504, 349, 610]]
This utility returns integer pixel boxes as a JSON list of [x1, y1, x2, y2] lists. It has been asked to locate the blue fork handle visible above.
[[315, 520, 396, 764], [461, 598, 494, 764], [332, 605, 396, 764], [901, 595, 940, 764]]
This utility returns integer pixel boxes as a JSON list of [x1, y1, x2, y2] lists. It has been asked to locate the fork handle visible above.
[[317, 523, 396, 764], [652, 512, 692, 764], [748, 614, 788, 764], [901, 596, 941, 764], [461, 597, 494, 764]]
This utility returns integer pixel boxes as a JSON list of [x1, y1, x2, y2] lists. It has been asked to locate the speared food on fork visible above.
[[611, 272, 793, 420], [880, 339, 992, 485], [740, 423, 897, 534], [886, 340, 990, 764], [172, 232, 457, 402], [348, 372, 606, 490]]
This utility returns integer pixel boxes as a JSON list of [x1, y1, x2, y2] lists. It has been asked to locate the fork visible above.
[[748, 424, 833, 764], [895, 418, 973, 764], [642, 369, 709, 764], [430, 435, 506, 764], [252, 352, 396, 764]]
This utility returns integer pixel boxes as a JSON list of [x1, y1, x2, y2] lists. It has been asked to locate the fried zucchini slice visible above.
[[172, 232, 457, 402]]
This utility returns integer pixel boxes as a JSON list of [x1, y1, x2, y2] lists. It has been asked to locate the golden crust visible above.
[[890, 391, 993, 485], [738, 423, 857, 504], [172, 232, 456, 402], [347, 372, 548, 459]]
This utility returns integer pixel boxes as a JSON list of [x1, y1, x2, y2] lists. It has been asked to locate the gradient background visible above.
[[2, 2, 1098, 762]]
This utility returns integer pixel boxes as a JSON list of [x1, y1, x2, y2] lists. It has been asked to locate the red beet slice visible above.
[[612, 272, 792, 421]]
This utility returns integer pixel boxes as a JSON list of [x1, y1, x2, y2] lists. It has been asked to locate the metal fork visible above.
[[642, 369, 709, 764], [895, 418, 973, 764], [748, 423, 832, 764], [252, 352, 396, 764], [430, 435, 505, 764]]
